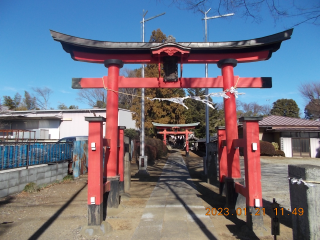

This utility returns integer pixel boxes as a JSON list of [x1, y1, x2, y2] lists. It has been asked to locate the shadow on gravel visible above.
[[185, 157, 260, 240], [262, 198, 292, 229], [0, 196, 15, 207], [28, 183, 87, 240]]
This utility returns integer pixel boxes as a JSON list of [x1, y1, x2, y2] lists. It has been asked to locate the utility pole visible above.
[[202, 9, 234, 176], [138, 10, 165, 176]]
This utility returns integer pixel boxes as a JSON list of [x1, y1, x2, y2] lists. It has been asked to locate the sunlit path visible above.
[[131, 150, 217, 240]]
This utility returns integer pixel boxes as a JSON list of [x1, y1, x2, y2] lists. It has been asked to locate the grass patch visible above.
[[62, 175, 74, 182], [23, 182, 39, 193]]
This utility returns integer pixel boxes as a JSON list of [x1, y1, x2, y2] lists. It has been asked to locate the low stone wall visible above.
[[0, 162, 68, 198]]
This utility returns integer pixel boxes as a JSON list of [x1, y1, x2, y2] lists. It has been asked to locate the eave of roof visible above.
[[50, 29, 293, 55]]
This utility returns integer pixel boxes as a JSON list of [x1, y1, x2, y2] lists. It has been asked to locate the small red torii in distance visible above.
[[152, 122, 200, 157]]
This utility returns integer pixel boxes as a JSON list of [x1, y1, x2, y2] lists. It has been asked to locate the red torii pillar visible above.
[[104, 59, 123, 208], [85, 116, 109, 225], [118, 126, 126, 193], [217, 59, 244, 210], [162, 129, 167, 145], [185, 129, 190, 157]]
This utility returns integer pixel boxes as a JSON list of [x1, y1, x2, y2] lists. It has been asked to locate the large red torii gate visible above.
[[50, 29, 293, 230]]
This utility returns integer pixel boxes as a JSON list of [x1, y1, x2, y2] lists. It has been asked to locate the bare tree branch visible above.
[[76, 89, 107, 108], [32, 87, 53, 110]]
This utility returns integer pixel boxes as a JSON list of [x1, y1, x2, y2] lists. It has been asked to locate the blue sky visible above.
[[1, 0, 319, 116]]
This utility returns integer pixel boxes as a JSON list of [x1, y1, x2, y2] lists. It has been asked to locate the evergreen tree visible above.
[[270, 99, 300, 118], [3, 96, 15, 110]]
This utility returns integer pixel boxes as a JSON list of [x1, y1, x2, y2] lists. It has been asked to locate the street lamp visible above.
[[138, 10, 165, 175], [201, 9, 234, 175]]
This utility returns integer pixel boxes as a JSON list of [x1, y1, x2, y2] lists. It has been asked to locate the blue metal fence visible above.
[[0, 142, 73, 170]]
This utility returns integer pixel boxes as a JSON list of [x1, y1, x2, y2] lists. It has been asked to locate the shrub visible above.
[[274, 150, 285, 157], [260, 141, 276, 156], [23, 182, 39, 193], [272, 142, 279, 150], [145, 137, 167, 163], [124, 128, 139, 140], [145, 144, 157, 163]]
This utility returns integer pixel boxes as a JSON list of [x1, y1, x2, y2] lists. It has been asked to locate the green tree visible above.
[[58, 103, 68, 110], [94, 100, 106, 108], [299, 82, 320, 120], [130, 29, 187, 137], [3, 96, 15, 110], [270, 99, 300, 118], [69, 105, 78, 109], [22, 91, 37, 110], [124, 128, 139, 139]]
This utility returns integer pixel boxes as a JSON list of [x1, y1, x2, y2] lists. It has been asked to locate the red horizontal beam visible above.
[[158, 131, 191, 134], [235, 182, 247, 197], [73, 76, 271, 89], [72, 51, 270, 64], [233, 139, 244, 148]]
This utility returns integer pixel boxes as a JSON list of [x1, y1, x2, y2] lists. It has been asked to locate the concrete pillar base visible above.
[[106, 176, 120, 208], [246, 206, 268, 236], [289, 164, 320, 240], [119, 181, 124, 194], [88, 203, 103, 226], [81, 221, 113, 238], [224, 177, 246, 211]]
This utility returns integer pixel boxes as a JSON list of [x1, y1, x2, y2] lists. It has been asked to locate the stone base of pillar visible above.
[[80, 221, 113, 238], [88, 203, 103, 226], [119, 181, 124, 194], [289, 164, 320, 240], [106, 175, 120, 208], [246, 206, 267, 236], [224, 177, 246, 211]]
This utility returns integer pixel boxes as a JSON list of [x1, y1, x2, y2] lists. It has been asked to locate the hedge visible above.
[[260, 141, 276, 156], [274, 150, 285, 157]]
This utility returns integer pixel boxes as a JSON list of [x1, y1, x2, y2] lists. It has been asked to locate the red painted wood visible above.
[[79, 76, 267, 89], [72, 50, 270, 64], [104, 181, 111, 193], [220, 64, 241, 179], [235, 182, 247, 197], [105, 64, 120, 177], [243, 120, 263, 207], [217, 129, 227, 182], [233, 139, 244, 148], [118, 128, 124, 182], [185, 129, 189, 153], [87, 121, 103, 205]]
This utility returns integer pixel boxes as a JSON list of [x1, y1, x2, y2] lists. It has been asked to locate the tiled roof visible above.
[[259, 115, 320, 127]]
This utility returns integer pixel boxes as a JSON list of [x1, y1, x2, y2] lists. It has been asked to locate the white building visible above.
[[0, 108, 137, 140]]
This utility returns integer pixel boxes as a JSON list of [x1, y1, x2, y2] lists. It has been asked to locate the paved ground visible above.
[[131, 151, 216, 240]]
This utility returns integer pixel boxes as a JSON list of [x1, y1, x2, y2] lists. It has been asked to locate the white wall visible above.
[[118, 109, 136, 129], [310, 138, 320, 158], [280, 137, 292, 157], [59, 109, 136, 139]]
